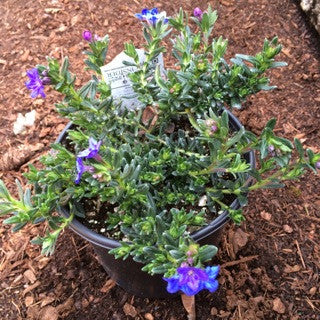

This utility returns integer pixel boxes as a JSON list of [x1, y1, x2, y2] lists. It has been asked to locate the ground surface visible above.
[[0, 0, 319, 319]]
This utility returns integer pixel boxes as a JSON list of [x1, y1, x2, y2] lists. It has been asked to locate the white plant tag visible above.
[[100, 49, 164, 110]]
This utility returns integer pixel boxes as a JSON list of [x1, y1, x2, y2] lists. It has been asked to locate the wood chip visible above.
[[56, 297, 74, 314], [144, 313, 154, 320], [23, 281, 41, 296], [21, 49, 30, 62], [142, 106, 158, 128], [272, 297, 286, 314], [123, 303, 138, 318], [181, 294, 196, 319], [38, 257, 50, 270], [100, 279, 116, 293], [284, 264, 301, 273], [210, 307, 218, 315], [309, 287, 317, 295], [39, 306, 59, 320], [260, 210, 271, 221], [71, 15, 80, 26], [44, 8, 61, 14], [233, 228, 249, 248], [283, 224, 293, 233], [24, 269, 37, 284], [25, 295, 34, 307], [40, 296, 55, 308], [1, 143, 44, 171]]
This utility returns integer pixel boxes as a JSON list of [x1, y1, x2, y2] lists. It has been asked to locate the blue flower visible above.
[[25, 68, 46, 98], [135, 8, 167, 25], [77, 137, 102, 160], [75, 157, 95, 184], [203, 266, 220, 292], [163, 265, 220, 296]]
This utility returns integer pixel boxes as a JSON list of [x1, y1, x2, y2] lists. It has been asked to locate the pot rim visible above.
[[57, 110, 255, 249]]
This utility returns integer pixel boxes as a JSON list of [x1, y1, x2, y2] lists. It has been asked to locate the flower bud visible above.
[[193, 7, 203, 19], [211, 125, 217, 133], [205, 119, 215, 127], [187, 257, 194, 265], [316, 161, 320, 169], [268, 144, 276, 156], [187, 244, 198, 255], [82, 30, 92, 42], [268, 145, 275, 152], [41, 77, 51, 85]]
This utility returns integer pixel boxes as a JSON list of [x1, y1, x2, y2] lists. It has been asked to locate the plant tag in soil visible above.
[[101, 49, 164, 110]]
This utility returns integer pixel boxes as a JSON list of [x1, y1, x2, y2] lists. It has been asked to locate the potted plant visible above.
[[1, 5, 319, 317]]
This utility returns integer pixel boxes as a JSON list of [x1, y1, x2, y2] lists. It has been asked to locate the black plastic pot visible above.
[[57, 111, 255, 299]]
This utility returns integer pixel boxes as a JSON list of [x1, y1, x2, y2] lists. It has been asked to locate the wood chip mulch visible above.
[[0, 0, 319, 319]]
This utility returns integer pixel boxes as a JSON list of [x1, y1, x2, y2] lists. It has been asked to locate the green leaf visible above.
[[294, 138, 304, 159], [198, 245, 218, 262], [265, 118, 276, 131]]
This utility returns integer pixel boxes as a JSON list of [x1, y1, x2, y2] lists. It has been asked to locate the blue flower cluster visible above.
[[25, 68, 46, 98], [75, 137, 102, 184], [163, 266, 219, 296], [135, 8, 168, 26]]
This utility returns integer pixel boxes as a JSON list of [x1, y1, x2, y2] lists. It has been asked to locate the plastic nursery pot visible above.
[[57, 111, 255, 299]]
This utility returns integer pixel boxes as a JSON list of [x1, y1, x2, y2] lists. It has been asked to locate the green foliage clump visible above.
[[1, 7, 319, 277]]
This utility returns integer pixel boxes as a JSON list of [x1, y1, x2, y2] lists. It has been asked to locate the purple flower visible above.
[[163, 266, 220, 296], [75, 157, 95, 184], [78, 137, 102, 160], [135, 8, 167, 26], [82, 30, 92, 42], [25, 68, 46, 98], [316, 161, 320, 169], [193, 7, 203, 20]]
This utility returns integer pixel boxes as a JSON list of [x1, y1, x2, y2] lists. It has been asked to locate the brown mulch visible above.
[[0, 0, 320, 319]]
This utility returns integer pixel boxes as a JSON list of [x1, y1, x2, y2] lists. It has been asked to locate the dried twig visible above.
[[294, 240, 306, 269], [221, 255, 259, 268]]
